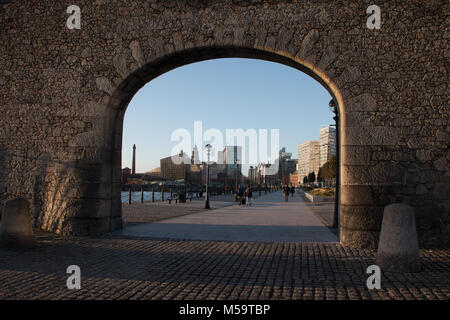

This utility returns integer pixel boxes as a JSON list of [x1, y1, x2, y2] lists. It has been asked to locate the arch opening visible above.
[[110, 46, 343, 243]]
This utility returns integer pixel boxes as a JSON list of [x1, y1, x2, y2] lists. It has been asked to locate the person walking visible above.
[[291, 186, 295, 198], [245, 187, 253, 206], [238, 186, 245, 205], [283, 185, 289, 202]]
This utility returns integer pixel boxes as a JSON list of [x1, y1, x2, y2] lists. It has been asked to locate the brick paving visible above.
[[0, 230, 448, 300]]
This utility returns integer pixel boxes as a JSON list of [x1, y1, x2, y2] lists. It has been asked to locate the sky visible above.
[[122, 58, 333, 173]]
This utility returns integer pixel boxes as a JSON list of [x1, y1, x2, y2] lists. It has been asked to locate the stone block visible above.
[[344, 112, 372, 127], [111, 199, 122, 218], [335, 66, 362, 87], [95, 77, 114, 95], [0, 198, 35, 249], [376, 204, 421, 273], [341, 146, 372, 166], [299, 29, 319, 57], [129, 40, 145, 67], [113, 53, 129, 79], [340, 185, 392, 207], [342, 162, 405, 185], [339, 205, 384, 230], [346, 93, 377, 112], [340, 227, 378, 249], [111, 217, 123, 231], [344, 127, 400, 146], [75, 182, 113, 199], [61, 217, 112, 236]]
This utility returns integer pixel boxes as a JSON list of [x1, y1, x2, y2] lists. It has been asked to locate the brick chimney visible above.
[[132, 144, 136, 175]]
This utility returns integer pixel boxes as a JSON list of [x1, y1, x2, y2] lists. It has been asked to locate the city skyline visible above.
[[124, 136, 329, 175], [122, 58, 333, 172]]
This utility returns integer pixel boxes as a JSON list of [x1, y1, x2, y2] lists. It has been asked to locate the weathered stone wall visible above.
[[0, 0, 448, 248]]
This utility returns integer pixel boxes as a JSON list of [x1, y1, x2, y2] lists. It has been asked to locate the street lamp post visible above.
[[204, 144, 212, 209], [329, 99, 340, 229], [235, 159, 239, 192]]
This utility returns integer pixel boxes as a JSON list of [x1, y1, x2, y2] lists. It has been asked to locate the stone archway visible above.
[[0, 1, 447, 249], [108, 46, 345, 237]]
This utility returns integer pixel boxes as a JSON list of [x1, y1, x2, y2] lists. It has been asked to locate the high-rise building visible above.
[[222, 146, 242, 165], [191, 145, 200, 165], [217, 150, 224, 164], [222, 146, 242, 177], [297, 141, 320, 181], [320, 126, 336, 168], [278, 147, 297, 183]]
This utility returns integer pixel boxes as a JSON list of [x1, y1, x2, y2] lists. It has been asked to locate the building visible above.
[[290, 172, 299, 186], [275, 147, 298, 185], [320, 126, 336, 168], [259, 162, 277, 186], [145, 167, 162, 181], [200, 163, 227, 185], [188, 164, 202, 184], [191, 145, 200, 165], [160, 150, 191, 181], [222, 146, 242, 164], [122, 167, 131, 184], [217, 146, 242, 185], [297, 140, 320, 182]]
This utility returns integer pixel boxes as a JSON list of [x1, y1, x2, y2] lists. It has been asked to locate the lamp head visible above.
[[329, 99, 337, 113]]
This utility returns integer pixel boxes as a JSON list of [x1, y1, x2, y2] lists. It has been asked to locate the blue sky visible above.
[[122, 58, 333, 173]]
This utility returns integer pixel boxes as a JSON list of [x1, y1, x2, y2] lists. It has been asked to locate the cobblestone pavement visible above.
[[0, 231, 448, 300]]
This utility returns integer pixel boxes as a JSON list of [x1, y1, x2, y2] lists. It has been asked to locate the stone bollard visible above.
[[0, 198, 35, 249], [376, 203, 421, 273]]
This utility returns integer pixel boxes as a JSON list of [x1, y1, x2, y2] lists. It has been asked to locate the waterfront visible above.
[[121, 191, 163, 203]]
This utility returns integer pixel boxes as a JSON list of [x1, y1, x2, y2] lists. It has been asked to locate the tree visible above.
[[327, 155, 337, 179], [317, 167, 323, 181], [308, 171, 316, 183], [319, 156, 337, 180]]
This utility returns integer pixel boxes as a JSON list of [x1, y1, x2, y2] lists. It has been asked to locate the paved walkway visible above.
[[0, 191, 448, 300], [114, 191, 338, 243], [122, 196, 235, 227]]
